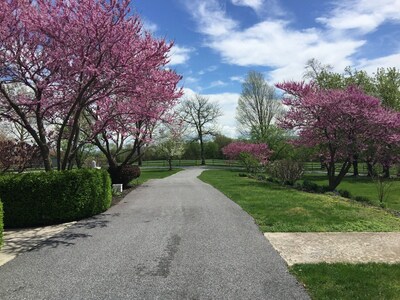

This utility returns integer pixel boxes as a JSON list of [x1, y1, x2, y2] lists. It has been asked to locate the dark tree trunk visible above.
[[168, 158, 172, 171], [137, 146, 142, 166], [367, 161, 374, 177], [199, 137, 205, 165], [382, 165, 390, 178], [352, 154, 359, 177], [38, 144, 52, 171], [327, 160, 351, 191]]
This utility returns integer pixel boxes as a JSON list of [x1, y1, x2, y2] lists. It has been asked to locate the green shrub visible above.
[[0, 199, 3, 249], [108, 165, 141, 188], [338, 189, 352, 199], [0, 169, 112, 228], [267, 160, 304, 185], [353, 195, 373, 205], [257, 174, 267, 181], [302, 180, 328, 193], [238, 173, 247, 177]]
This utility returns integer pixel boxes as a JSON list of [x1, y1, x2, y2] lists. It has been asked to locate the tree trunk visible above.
[[168, 158, 172, 171], [382, 165, 390, 178], [352, 154, 359, 177], [38, 144, 52, 171], [327, 162, 336, 190], [199, 137, 205, 165], [327, 160, 351, 191], [137, 146, 142, 166], [367, 161, 374, 177]]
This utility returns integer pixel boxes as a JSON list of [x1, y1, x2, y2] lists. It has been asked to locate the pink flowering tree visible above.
[[0, 0, 182, 171], [276, 82, 400, 190], [222, 142, 272, 173]]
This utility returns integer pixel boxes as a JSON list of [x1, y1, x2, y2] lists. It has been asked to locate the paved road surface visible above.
[[0, 168, 309, 299]]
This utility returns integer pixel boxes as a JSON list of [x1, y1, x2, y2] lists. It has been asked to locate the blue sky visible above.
[[133, 0, 400, 137]]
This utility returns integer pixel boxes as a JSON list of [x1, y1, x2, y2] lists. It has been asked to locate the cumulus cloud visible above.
[[168, 45, 193, 66], [317, 0, 400, 34], [356, 53, 400, 74], [186, 1, 238, 37], [231, 0, 264, 11], [185, 0, 399, 83]]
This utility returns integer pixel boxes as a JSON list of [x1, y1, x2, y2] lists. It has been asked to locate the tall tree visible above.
[[305, 60, 400, 177], [277, 82, 400, 190], [179, 94, 222, 165], [0, 0, 181, 171], [236, 71, 282, 140], [375, 67, 400, 111], [374, 67, 400, 177]]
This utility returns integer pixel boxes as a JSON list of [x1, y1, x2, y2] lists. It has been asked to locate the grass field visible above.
[[199, 169, 400, 232], [291, 263, 400, 300], [304, 174, 400, 212]]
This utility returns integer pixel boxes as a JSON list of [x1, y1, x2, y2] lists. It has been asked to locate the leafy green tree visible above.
[[375, 67, 400, 111], [236, 71, 282, 140], [213, 134, 233, 159]]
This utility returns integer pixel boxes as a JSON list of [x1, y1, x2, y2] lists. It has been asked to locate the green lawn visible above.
[[199, 170, 400, 232], [291, 263, 400, 300], [304, 174, 400, 212], [132, 168, 182, 185]]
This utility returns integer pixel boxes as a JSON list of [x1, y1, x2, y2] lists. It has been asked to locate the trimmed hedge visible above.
[[0, 169, 112, 228], [0, 199, 3, 249]]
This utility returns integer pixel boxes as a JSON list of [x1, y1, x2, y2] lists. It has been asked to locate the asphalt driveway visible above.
[[0, 168, 309, 299]]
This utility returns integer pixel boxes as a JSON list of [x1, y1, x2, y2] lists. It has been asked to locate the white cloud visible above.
[[142, 19, 158, 33], [207, 92, 240, 137], [230, 76, 245, 83], [186, 1, 238, 37], [207, 80, 228, 89], [198, 65, 218, 75], [317, 0, 400, 34], [185, 0, 400, 83], [184, 76, 199, 84], [356, 53, 400, 74], [168, 45, 193, 66], [231, 0, 264, 11]]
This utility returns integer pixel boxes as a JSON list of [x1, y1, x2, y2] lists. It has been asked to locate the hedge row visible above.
[[0, 199, 3, 249], [0, 169, 112, 228]]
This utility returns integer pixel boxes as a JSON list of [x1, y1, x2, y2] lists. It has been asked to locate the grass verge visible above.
[[198, 170, 400, 232], [290, 263, 400, 300], [304, 174, 400, 212]]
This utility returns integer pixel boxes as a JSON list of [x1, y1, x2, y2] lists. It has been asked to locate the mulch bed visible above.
[[110, 185, 136, 207]]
